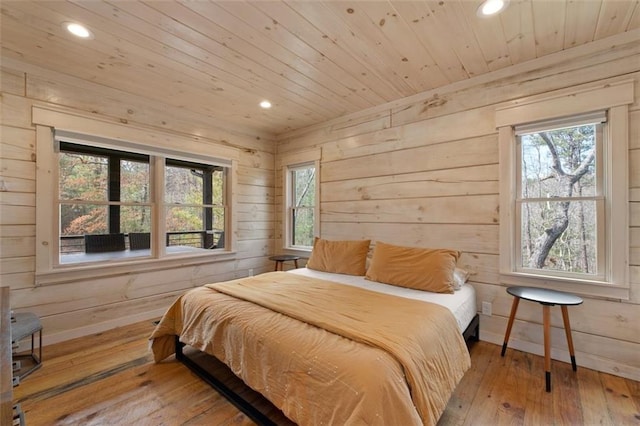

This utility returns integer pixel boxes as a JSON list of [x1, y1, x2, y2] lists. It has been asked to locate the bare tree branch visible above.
[[295, 169, 315, 208], [540, 132, 565, 177], [528, 129, 595, 269], [571, 149, 595, 184]]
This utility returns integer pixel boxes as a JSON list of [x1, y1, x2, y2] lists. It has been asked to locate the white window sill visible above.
[[499, 271, 630, 301], [35, 250, 237, 286], [281, 247, 312, 258]]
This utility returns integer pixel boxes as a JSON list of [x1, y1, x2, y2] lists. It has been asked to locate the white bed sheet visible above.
[[288, 268, 477, 333]]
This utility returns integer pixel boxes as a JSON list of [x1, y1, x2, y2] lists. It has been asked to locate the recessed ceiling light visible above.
[[259, 100, 272, 109], [477, 0, 509, 17], [63, 22, 94, 39]]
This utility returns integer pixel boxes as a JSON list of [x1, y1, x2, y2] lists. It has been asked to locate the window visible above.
[[33, 105, 239, 283], [56, 142, 230, 266], [280, 148, 321, 251], [289, 164, 316, 248], [515, 113, 603, 280], [58, 143, 152, 262], [165, 159, 226, 250], [496, 79, 632, 299]]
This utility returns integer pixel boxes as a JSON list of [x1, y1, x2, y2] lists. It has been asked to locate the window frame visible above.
[[163, 158, 228, 251], [57, 142, 153, 245], [288, 163, 317, 249], [280, 148, 321, 252], [33, 106, 239, 285], [496, 79, 633, 299], [514, 115, 605, 281]]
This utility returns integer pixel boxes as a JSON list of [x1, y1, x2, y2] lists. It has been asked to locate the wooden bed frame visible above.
[[174, 313, 480, 425]]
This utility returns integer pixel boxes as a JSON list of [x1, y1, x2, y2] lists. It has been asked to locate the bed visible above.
[[151, 240, 478, 426]]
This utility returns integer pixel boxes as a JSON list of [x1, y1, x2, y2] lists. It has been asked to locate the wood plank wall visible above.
[[275, 31, 640, 381], [0, 59, 276, 345]]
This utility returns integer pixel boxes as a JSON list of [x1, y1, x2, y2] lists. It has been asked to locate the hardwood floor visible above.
[[13, 320, 640, 425]]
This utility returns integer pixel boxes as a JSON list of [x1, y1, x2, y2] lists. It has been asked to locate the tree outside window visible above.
[[165, 162, 226, 249], [58, 143, 228, 262], [58, 145, 151, 255], [517, 121, 602, 277], [290, 165, 316, 248], [498, 81, 630, 298]]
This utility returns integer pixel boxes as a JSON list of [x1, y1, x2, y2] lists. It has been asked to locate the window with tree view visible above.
[[58, 143, 151, 261], [165, 160, 226, 250], [57, 142, 228, 265], [516, 115, 604, 279], [289, 164, 316, 248]]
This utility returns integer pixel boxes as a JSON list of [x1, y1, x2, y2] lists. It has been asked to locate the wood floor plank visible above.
[[436, 341, 492, 425], [523, 353, 554, 425], [179, 397, 255, 426], [601, 374, 639, 425], [578, 366, 616, 425], [13, 320, 153, 400], [12, 320, 640, 426], [627, 377, 640, 415], [552, 360, 584, 424], [19, 361, 177, 423], [495, 349, 529, 424], [97, 376, 219, 425], [461, 342, 516, 425]]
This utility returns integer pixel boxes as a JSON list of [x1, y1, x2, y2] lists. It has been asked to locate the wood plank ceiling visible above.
[[1, 0, 639, 136]]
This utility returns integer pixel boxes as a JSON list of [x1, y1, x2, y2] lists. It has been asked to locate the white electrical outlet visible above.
[[482, 301, 492, 316], [248, 268, 254, 277]]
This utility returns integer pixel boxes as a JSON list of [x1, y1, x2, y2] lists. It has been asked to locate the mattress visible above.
[[288, 267, 477, 333]]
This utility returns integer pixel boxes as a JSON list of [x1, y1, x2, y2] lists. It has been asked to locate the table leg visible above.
[[561, 305, 578, 371], [294, 259, 299, 268], [543, 304, 551, 392], [501, 296, 520, 356], [274, 261, 280, 271]]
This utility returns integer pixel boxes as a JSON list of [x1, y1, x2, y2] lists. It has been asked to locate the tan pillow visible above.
[[365, 241, 460, 294], [306, 237, 371, 276]]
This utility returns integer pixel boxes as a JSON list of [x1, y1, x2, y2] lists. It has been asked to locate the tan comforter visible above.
[[150, 272, 471, 425]]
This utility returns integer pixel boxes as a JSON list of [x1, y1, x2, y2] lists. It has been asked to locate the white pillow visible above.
[[452, 267, 470, 291]]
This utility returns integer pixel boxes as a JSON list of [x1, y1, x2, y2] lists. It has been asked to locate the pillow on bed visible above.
[[453, 267, 471, 291], [306, 237, 371, 276], [365, 241, 460, 294]]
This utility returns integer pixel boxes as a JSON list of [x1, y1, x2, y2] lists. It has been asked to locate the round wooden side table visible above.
[[501, 286, 583, 392], [268, 255, 300, 271]]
